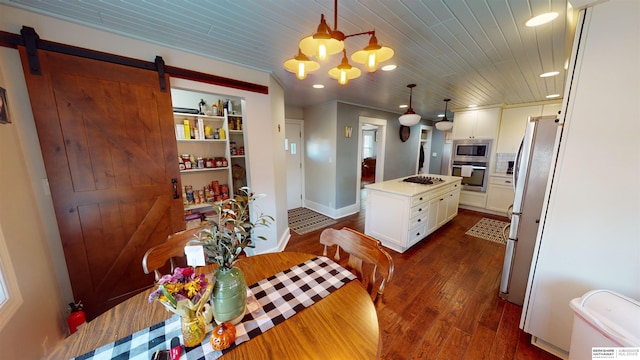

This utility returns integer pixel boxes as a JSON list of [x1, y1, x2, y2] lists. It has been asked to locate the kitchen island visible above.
[[365, 175, 462, 253]]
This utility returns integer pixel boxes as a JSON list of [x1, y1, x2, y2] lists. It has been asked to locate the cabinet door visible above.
[[426, 197, 440, 234], [496, 106, 542, 153], [452, 111, 477, 139], [486, 184, 515, 214], [436, 195, 448, 227], [446, 190, 460, 221], [472, 108, 501, 139]]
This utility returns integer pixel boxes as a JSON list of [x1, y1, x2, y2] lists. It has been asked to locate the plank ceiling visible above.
[[1, 0, 578, 120]]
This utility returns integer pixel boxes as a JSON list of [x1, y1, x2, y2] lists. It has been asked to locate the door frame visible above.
[[417, 125, 433, 174], [285, 119, 305, 209], [357, 116, 387, 208]]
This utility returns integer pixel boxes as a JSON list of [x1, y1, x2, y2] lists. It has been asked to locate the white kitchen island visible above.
[[365, 175, 462, 253]]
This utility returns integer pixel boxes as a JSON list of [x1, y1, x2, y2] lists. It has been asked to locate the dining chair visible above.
[[142, 226, 203, 281], [319, 227, 394, 305]]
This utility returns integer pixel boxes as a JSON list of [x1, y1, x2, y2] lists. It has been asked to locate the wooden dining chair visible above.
[[142, 226, 203, 281], [319, 227, 394, 305]]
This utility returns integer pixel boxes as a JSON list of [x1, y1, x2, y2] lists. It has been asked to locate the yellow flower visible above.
[[184, 281, 202, 298]]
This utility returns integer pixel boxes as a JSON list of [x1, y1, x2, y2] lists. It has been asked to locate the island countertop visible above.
[[365, 174, 463, 197]]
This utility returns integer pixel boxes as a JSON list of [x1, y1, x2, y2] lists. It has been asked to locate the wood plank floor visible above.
[[284, 191, 560, 360]]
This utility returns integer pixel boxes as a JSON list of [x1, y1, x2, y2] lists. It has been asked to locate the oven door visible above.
[[452, 165, 488, 192]]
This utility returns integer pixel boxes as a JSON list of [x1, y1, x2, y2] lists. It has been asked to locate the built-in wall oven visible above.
[[451, 139, 492, 192]]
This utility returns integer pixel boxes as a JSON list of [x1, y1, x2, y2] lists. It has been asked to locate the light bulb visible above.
[[366, 52, 378, 72], [317, 40, 328, 60], [339, 69, 348, 85], [297, 62, 306, 80]]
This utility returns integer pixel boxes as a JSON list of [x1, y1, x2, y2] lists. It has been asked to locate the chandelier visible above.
[[283, 0, 394, 85]]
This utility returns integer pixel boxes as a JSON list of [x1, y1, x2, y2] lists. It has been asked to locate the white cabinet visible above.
[[459, 191, 487, 209], [486, 176, 515, 215], [496, 103, 561, 154], [452, 108, 501, 139], [365, 178, 462, 253]]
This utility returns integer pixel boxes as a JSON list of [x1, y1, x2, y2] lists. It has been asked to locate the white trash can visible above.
[[569, 289, 640, 360]]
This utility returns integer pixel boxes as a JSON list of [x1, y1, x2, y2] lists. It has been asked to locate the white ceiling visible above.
[[1, 0, 577, 120]]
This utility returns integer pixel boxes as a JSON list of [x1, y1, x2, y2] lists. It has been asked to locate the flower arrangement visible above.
[[148, 266, 213, 317], [195, 187, 273, 269]]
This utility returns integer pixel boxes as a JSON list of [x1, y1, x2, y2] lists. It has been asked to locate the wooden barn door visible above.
[[19, 48, 184, 320]]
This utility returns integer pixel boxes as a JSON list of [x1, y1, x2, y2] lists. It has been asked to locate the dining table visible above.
[[45, 252, 381, 359]]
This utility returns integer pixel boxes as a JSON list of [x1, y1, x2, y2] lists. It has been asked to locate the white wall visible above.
[[522, 0, 640, 354], [0, 4, 284, 356], [303, 102, 337, 215], [0, 46, 67, 359]]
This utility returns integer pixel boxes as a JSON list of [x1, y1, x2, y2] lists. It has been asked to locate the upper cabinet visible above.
[[452, 108, 501, 139], [496, 103, 561, 153]]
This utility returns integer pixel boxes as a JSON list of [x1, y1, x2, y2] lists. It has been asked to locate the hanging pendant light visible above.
[[285, 0, 394, 83], [435, 99, 453, 131], [284, 49, 320, 80], [328, 50, 361, 85], [298, 14, 344, 61], [351, 33, 394, 72], [399, 84, 421, 126]]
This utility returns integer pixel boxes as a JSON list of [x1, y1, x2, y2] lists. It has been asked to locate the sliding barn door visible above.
[[19, 49, 184, 320]]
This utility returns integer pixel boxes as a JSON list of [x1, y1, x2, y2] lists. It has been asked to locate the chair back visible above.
[[320, 227, 394, 304], [142, 227, 202, 281]]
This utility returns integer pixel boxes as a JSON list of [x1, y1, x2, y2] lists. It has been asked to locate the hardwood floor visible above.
[[285, 191, 560, 360]]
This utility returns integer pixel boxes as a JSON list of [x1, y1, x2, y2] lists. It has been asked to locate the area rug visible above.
[[288, 207, 337, 235], [466, 218, 510, 245]]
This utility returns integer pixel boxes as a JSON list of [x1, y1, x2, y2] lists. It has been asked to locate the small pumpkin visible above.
[[210, 322, 237, 351]]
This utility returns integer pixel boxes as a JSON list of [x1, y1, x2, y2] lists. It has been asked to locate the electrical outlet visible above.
[[432, 152, 437, 157]]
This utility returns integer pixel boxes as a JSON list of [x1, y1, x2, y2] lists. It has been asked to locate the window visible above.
[[0, 225, 22, 331], [363, 132, 375, 159]]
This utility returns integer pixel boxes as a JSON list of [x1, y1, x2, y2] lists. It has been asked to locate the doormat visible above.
[[288, 207, 337, 235], [466, 218, 509, 245]]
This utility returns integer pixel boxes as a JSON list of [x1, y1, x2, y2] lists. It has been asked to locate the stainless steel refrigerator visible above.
[[499, 115, 560, 305]]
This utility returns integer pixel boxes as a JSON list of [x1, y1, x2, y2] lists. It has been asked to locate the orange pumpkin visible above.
[[210, 322, 237, 351]]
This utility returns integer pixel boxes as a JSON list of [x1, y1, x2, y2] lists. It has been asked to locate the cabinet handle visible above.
[[418, 208, 422, 212], [419, 197, 423, 201], [172, 178, 179, 199], [416, 232, 421, 236], [417, 219, 421, 222], [440, 198, 444, 201], [505, 180, 512, 184]]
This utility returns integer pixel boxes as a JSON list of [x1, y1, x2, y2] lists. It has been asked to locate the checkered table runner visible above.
[[72, 256, 356, 360]]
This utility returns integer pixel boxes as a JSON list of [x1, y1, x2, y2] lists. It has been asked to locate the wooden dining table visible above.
[[45, 252, 380, 359]]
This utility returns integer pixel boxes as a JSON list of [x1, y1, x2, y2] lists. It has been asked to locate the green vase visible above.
[[211, 266, 247, 325]]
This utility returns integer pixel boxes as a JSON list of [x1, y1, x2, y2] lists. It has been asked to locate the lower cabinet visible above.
[[365, 180, 461, 253], [486, 176, 515, 215], [459, 191, 487, 208]]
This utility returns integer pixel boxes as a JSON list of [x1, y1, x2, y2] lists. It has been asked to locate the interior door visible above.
[[19, 48, 184, 320], [285, 121, 303, 209]]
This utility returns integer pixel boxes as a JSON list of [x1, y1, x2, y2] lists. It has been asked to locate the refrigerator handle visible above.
[[513, 138, 524, 192]]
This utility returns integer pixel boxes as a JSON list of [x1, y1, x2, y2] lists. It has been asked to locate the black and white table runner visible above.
[[72, 256, 356, 360]]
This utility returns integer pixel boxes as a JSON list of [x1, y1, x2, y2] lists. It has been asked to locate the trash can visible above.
[[569, 289, 640, 360]]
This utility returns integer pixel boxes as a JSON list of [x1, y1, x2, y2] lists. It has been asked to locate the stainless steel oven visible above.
[[452, 161, 489, 192], [452, 139, 492, 162]]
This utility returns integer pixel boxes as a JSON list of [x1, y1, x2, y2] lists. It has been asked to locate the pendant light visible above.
[[328, 50, 361, 85], [298, 14, 344, 61], [284, 0, 394, 84], [284, 49, 320, 80], [435, 99, 453, 131], [351, 33, 394, 72], [399, 84, 421, 126]]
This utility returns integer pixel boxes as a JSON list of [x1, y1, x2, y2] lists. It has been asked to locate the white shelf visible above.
[[176, 138, 227, 143], [174, 112, 224, 120], [180, 167, 229, 173]]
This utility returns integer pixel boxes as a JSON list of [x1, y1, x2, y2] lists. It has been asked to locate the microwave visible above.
[[452, 139, 492, 162]]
